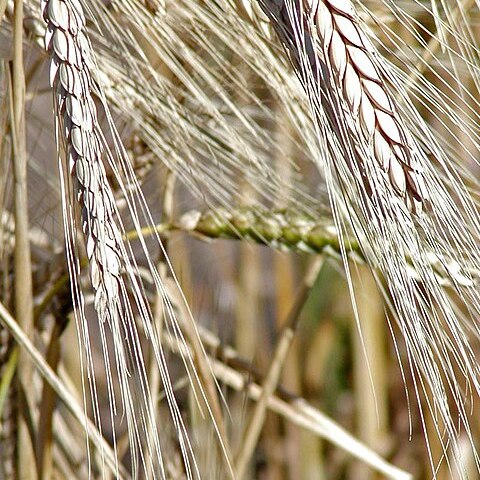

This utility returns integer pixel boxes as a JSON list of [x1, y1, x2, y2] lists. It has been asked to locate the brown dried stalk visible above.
[[234, 257, 324, 479], [10, 0, 36, 475]]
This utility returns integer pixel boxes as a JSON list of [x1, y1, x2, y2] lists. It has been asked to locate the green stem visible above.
[[0, 346, 18, 417]]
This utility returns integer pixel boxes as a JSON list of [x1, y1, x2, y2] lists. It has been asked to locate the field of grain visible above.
[[1, 1, 480, 479]]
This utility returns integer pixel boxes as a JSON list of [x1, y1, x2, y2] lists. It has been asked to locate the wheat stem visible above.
[[10, 0, 37, 475], [164, 325, 412, 480], [0, 345, 17, 418], [234, 256, 324, 479], [37, 317, 67, 480]]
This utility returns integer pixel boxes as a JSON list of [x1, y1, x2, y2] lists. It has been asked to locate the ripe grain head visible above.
[[258, 0, 480, 477], [41, 0, 226, 476]]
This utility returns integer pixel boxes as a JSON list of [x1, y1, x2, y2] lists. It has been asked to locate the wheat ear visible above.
[[41, 0, 204, 476], [41, 0, 124, 332], [257, 0, 480, 477], [310, 0, 426, 210], [263, 0, 428, 211]]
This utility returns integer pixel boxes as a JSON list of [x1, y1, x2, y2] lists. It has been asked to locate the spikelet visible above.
[[257, 0, 480, 477]]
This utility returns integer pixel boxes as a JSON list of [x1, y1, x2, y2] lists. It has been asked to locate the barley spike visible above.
[[259, 0, 427, 212], [42, 0, 123, 326], [256, 1, 480, 477], [41, 0, 206, 476]]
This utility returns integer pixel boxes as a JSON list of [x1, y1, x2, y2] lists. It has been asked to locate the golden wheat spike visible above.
[[260, 0, 427, 212], [256, 1, 480, 478], [41, 0, 207, 476], [43, 0, 125, 318]]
